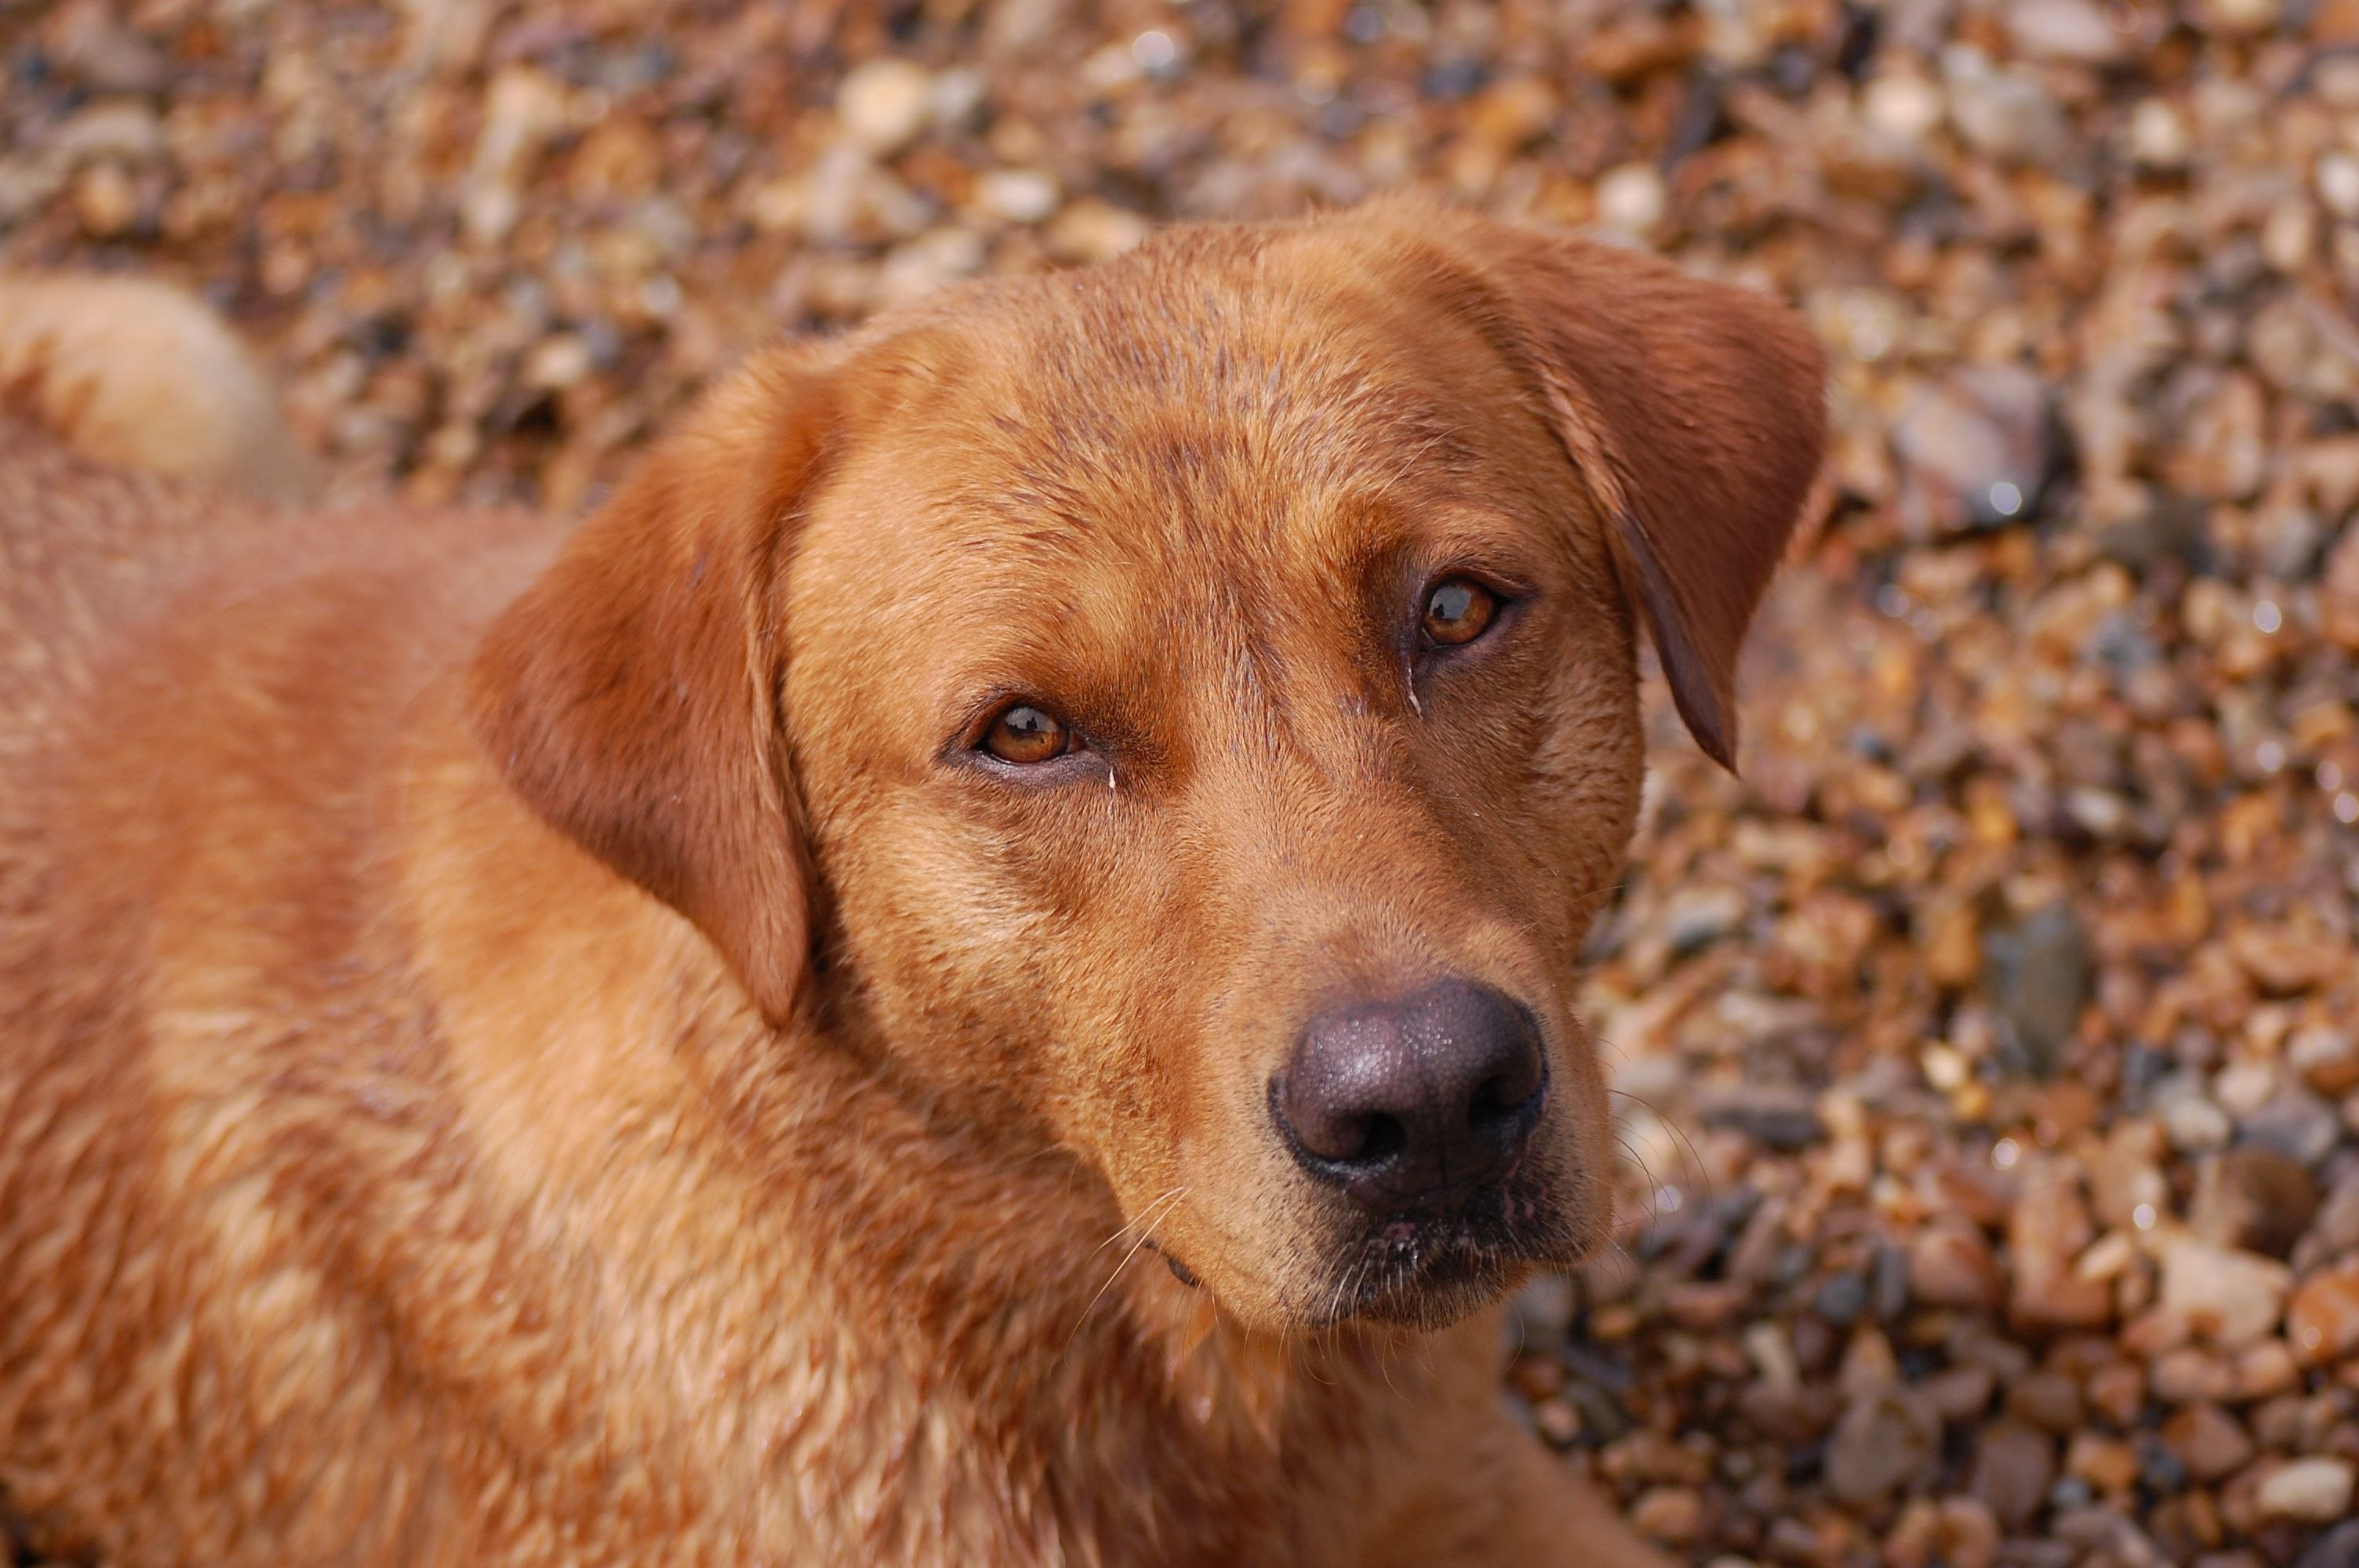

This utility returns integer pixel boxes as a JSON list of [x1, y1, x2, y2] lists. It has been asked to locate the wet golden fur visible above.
[[0, 200, 1823, 1565]]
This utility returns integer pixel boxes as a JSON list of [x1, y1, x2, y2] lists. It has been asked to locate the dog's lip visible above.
[[1141, 1235, 1201, 1288], [1308, 1197, 1554, 1324]]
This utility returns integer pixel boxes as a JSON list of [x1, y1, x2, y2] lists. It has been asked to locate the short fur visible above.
[[0, 199, 1824, 1566]]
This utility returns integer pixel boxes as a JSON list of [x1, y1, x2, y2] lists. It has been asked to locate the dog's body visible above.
[[0, 205, 1822, 1566]]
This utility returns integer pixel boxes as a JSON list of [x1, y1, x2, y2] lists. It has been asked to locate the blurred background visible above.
[[5, 2, 2359, 1566]]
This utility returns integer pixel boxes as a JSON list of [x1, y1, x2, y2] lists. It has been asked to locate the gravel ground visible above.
[[6, 2, 2359, 1566]]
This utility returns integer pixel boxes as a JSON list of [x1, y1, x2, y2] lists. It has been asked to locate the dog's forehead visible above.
[[838, 241, 1533, 582]]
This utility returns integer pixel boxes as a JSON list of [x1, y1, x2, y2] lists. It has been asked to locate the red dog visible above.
[[0, 198, 1823, 1565]]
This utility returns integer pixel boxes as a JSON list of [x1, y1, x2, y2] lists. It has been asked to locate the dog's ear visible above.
[[1395, 205, 1827, 770], [470, 349, 835, 1025]]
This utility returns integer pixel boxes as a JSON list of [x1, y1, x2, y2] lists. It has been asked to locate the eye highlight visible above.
[[980, 703, 1071, 765], [1420, 577, 1499, 648]]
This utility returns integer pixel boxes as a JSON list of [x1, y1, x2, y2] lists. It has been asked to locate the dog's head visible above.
[[472, 200, 1824, 1333]]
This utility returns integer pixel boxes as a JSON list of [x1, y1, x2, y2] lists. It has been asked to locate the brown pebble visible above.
[[2288, 1260, 2359, 1367], [2163, 1402, 2258, 1483], [1972, 1420, 2057, 1530], [2005, 1371, 2085, 1434], [1631, 1486, 1706, 1546]]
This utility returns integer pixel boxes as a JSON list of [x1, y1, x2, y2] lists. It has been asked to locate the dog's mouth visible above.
[[1303, 1178, 1572, 1330]]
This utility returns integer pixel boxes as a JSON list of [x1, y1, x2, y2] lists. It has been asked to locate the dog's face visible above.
[[473, 201, 1824, 1333]]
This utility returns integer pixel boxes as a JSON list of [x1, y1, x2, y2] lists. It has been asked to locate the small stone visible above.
[[1863, 72, 1945, 142], [2197, 0, 2280, 31], [1698, 1087, 1824, 1152], [1972, 1421, 2056, 1532], [522, 334, 594, 391], [2190, 1149, 2319, 1257], [2237, 1089, 2342, 1170], [2286, 1258, 2359, 1367], [2228, 925, 2349, 996], [1534, 1396, 1582, 1446], [2290, 1027, 2359, 1098], [2064, 1431, 2141, 1495], [838, 59, 936, 155], [2151, 1345, 2236, 1403], [2127, 101, 2191, 170], [1514, 1274, 1576, 1341], [1910, 1221, 2004, 1309], [2256, 1457, 2356, 1523], [1815, 1269, 1870, 1325], [1595, 164, 1666, 234], [2294, 1521, 2359, 1568], [976, 169, 1060, 225], [2157, 1073, 2236, 1153], [2159, 1240, 2292, 1348], [2307, 1173, 2359, 1262], [2319, 153, 2359, 220], [71, 162, 139, 237], [1918, 1363, 1998, 1422], [2006, 1372, 2084, 1433], [1664, 887, 1747, 955], [1827, 1389, 1940, 1503], [1044, 200, 1151, 265], [1980, 901, 2088, 1072], [2086, 1360, 2145, 1425], [2161, 1403, 2255, 1483], [1944, 53, 2070, 165], [1631, 1486, 1704, 1545], [2230, 1338, 2299, 1400], [1838, 1325, 1903, 1397], [2011, 1161, 2113, 1330], [2004, 0, 2133, 62]]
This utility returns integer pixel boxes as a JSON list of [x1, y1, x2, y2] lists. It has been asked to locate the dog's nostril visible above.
[[1274, 979, 1548, 1212], [1467, 1074, 1529, 1129], [1354, 1112, 1407, 1164]]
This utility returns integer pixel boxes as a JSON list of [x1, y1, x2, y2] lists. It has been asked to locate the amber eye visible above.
[[1421, 578, 1499, 648], [981, 703, 1071, 764]]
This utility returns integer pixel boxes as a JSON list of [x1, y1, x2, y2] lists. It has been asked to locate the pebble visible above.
[[2003, 0, 2134, 64], [837, 59, 936, 155], [2239, 1089, 2343, 1171], [1595, 165, 1667, 235], [1943, 53, 2070, 166], [2285, 1259, 2359, 1367], [2010, 1160, 2112, 1330], [1908, 1221, 2002, 1310], [2008, 1372, 2085, 1435], [2190, 1149, 2320, 1257], [1631, 1486, 1704, 1546], [2158, 1240, 2292, 1348], [2161, 1402, 2256, 1483], [2295, 1522, 2359, 1568], [2258, 1458, 2357, 1523], [2064, 1431, 2141, 1496], [1826, 1389, 1939, 1504], [2318, 154, 2359, 222], [2157, 1073, 2237, 1154], [1980, 900, 2087, 1074]]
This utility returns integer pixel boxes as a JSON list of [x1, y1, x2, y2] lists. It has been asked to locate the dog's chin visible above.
[[1295, 1188, 1598, 1332]]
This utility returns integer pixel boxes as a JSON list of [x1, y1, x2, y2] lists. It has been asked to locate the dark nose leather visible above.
[[1272, 980, 1547, 1214]]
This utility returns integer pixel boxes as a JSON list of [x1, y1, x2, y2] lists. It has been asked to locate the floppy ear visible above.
[[469, 349, 835, 1025], [1402, 206, 1827, 769]]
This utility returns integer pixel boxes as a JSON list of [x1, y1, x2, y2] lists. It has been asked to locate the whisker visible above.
[[1064, 1186, 1190, 1353]]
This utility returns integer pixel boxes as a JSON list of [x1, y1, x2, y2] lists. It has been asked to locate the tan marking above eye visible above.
[[981, 703, 1071, 764], [1421, 578, 1498, 648]]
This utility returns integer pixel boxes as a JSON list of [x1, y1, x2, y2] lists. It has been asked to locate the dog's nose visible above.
[[1273, 981, 1547, 1214]]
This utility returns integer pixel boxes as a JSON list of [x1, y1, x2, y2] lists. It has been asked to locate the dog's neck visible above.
[[391, 681, 1428, 1555]]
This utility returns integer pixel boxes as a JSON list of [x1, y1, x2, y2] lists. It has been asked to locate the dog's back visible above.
[[0, 284, 558, 1565]]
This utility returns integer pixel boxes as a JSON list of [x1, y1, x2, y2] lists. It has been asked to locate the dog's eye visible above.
[[980, 703, 1071, 764], [1421, 578, 1499, 648]]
